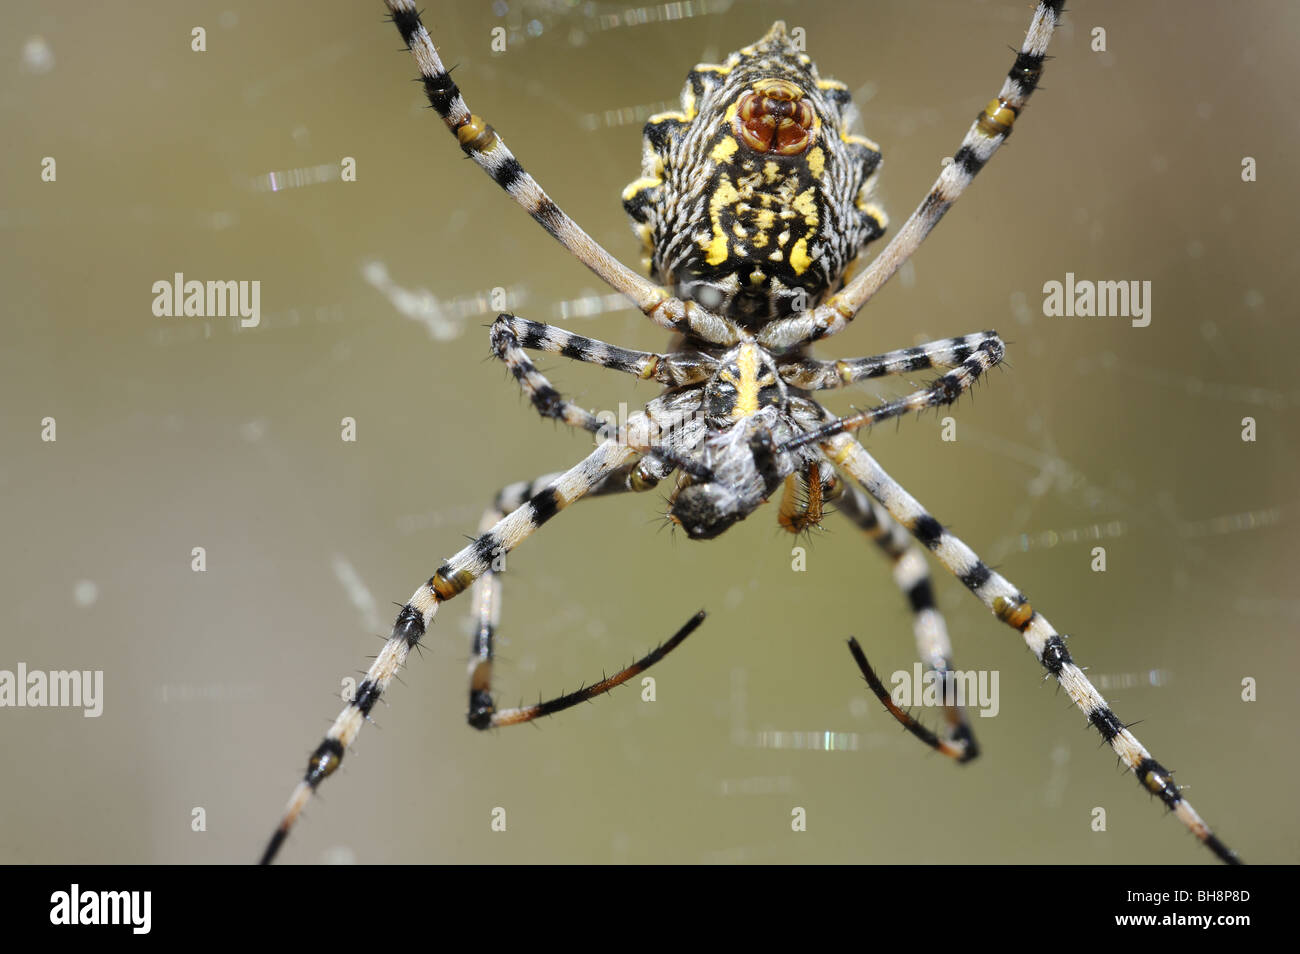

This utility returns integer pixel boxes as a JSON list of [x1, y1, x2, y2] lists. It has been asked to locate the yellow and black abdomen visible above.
[[623, 22, 887, 328]]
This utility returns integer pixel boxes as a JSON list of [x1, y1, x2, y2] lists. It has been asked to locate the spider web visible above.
[[2, 0, 1296, 865]]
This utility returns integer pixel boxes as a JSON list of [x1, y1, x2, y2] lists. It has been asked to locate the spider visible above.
[[260, 0, 1239, 864]]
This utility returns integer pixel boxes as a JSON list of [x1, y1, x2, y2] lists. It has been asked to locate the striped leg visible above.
[[468, 466, 651, 729], [824, 433, 1241, 864], [778, 331, 1002, 391], [490, 318, 605, 433], [491, 314, 717, 389], [260, 437, 640, 864], [782, 336, 1004, 453], [757, 1, 1063, 352], [836, 484, 977, 760], [838, 484, 978, 759], [384, 1, 743, 346]]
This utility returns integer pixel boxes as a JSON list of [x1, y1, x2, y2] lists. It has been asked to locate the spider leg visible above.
[[488, 611, 706, 727], [489, 314, 607, 433], [467, 464, 668, 729], [260, 434, 645, 864], [778, 331, 1003, 391], [384, 1, 743, 346], [491, 314, 717, 388], [847, 638, 970, 760], [782, 336, 1004, 452], [757, 0, 1063, 352], [836, 483, 977, 761], [823, 432, 1241, 864], [776, 460, 831, 534]]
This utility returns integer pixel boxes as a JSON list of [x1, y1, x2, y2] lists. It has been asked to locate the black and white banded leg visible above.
[[260, 436, 644, 864], [490, 319, 607, 433], [782, 338, 1005, 452], [778, 331, 1003, 392], [824, 432, 1241, 864], [491, 314, 717, 390], [467, 468, 694, 730], [384, 0, 743, 346], [757, 0, 1063, 352], [836, 484, 977, 761]]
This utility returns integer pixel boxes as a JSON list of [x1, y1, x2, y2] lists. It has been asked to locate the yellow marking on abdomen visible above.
[[710, 136, 739, 163], [705, 177, 740, 265], [622, 176, 661, 202], [789, 236, 812, 274], [807, 145, 825, 179]]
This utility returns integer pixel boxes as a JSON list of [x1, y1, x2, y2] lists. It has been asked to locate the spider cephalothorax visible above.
[[622, 21, 887, 325], [700, 340, 787, 424]]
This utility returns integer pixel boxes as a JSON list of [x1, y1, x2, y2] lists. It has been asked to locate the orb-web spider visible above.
[[261, 0, 1238, 865]]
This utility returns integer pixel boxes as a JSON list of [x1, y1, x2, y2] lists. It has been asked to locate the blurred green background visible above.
[[2, 0, 1296, 864]]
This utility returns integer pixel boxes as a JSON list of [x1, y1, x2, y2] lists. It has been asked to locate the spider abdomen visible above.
[[623, 21, 888, 326]]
